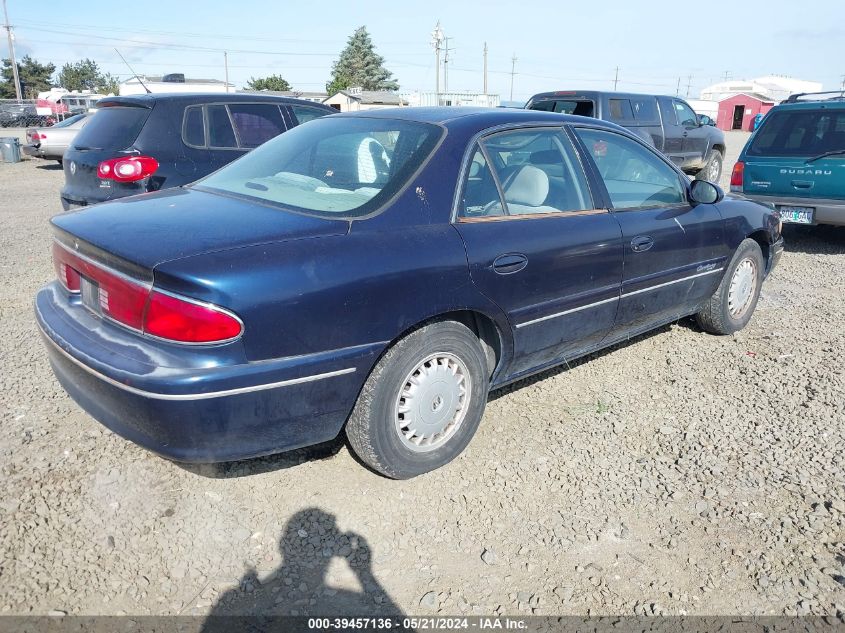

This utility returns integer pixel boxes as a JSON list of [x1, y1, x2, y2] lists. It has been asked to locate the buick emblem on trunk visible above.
[[69, 162, 76, 176]]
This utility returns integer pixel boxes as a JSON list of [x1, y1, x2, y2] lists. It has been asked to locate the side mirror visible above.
[[690, 179, 724, 205], [697, 114, 713, 126]]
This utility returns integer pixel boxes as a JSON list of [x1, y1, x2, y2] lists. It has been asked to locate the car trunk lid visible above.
[[51, 186, 349, 270]]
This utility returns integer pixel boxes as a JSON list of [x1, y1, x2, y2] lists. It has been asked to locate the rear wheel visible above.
[[696, 149, 723, 182], [346, 320, 489, 479], [695, 238, 764, 335]]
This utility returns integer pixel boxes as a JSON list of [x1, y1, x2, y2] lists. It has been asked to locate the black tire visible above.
[[695, 238, 764, 335], [346, 320, 489, 479], [696, 149, 723, 182]]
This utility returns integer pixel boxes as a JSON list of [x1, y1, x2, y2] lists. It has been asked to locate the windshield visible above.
[[198, 116, 442, 217], [52, 114, 87, 129], [748, 109, 845, 157]]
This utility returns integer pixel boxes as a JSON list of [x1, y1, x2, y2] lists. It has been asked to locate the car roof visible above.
[[528, 90, 677, 101], [334, 106, 627, 131], [774, 99, 845, 111], [95, 93, 332, 109]]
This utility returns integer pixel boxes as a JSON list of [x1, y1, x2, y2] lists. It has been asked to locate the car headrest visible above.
[[505, 165, 549, 207]]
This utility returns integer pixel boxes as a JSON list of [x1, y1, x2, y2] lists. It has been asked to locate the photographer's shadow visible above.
[[202, 508, 403, 630]]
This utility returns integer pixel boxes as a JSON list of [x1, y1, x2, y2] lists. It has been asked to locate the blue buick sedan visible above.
[[36, 108, 784, 478]]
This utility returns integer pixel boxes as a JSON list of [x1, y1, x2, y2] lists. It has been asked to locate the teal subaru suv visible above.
[[730, 92, 845, 226]]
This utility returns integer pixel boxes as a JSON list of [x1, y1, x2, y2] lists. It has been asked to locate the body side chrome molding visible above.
[[39, 324, 356, 401], [515, 267, 724, 329]]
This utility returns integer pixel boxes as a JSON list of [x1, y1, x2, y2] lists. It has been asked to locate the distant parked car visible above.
[[526, 90, 726, 182], [23, 113, 91, 163], [60, 93, 335, 211], [731, 91, 845, 227], [0, 103, 45, 127], [37, 108, 783, 478]]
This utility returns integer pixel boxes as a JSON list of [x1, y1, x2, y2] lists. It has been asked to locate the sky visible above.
[[4, 0, 844, 102]]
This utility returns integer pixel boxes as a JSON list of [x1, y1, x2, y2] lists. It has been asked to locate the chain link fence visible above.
[[0, 98, 87, 129]]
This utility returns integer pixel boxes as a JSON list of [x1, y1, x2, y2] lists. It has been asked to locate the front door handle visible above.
[[630, 235, 654, 253], [492, 253, 528, 274]]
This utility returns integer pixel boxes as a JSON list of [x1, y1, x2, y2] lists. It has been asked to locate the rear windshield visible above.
[[198, 117, 441, 217], [53, 114, 87, 129], [529, 99, 595, 117], [748, 109, 845, 157], [71, 105, 151, 151]]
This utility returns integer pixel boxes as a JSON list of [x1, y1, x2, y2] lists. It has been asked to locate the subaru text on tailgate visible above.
[[731, 91, 845, 226]]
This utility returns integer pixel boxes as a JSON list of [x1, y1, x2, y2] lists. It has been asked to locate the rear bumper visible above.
[[742, 193, 845, 227], [36, 283, 380, 462], [23, 144, 60, 160]]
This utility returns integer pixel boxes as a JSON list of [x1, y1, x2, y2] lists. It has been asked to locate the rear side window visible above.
[[183, 106, 205, 146], [207, 105, 237, 148], [631, 97, 659, 123], [748, 109, 845, 157], [229, 103, 285, 148], [608, 99, 634, 122], [529, 99, 595, 117], [71, 106, 151, 151], [290, 104, 331, 125]]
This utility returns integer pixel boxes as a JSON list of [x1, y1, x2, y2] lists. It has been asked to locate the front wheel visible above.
[[696, 149, 723, 183], [695, 238, 764, 335], [346, 320, 489, 479]]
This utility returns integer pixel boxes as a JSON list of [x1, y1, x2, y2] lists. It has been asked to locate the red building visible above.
[[716, 93, 775, 132]]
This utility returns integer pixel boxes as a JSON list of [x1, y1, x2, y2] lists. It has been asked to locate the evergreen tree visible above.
[[326, 26, 398, 94], [246, 74, 292, 91], [1, 56, 56, 99], [56, 59, 116, 93]]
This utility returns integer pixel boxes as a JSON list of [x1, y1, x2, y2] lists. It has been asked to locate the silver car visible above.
[[23, 114, 91, 163]]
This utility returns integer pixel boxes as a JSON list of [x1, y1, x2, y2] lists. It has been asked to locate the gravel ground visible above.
[[1, 132, 844, 618]]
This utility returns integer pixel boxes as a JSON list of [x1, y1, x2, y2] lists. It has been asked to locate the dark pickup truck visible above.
[[526, 90, 726, 182]]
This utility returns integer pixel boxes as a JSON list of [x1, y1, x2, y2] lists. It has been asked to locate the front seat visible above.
[[503, 165, 553, 214]]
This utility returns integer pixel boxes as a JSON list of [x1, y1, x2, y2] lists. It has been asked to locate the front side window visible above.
[[673, 100, 698, 127], [459, 128, 592, 218], [198, 117, 441, 217], [229, 103, 285, 148], [574, 128, 686, 209], [290, 105, 331, 125]]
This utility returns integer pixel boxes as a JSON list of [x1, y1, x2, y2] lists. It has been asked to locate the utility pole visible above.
[[613, 66, 619, 91], [2, 0, 22, 101], [443, 36, 449, 93], [686, 74, 693, 98], [509, 53, 517, 101], [722, 70, 731, 82], [223, 51, 230, 93], [431, 22, 444, 106], [676, 77, 681, 96], [483, 42, 488, 96]]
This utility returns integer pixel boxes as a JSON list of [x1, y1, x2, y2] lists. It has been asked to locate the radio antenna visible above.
[[114, 48, 151, 94]]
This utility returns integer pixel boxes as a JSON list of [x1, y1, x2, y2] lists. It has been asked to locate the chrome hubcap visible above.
[[728, 258, 757, 318], [394, 353, 471, 452]]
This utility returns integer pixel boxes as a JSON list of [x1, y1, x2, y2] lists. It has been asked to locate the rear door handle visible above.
[[492, 253, 528, 274], [630, 235, 654, 253]]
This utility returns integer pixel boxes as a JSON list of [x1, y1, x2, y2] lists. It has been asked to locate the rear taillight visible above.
[[52, 242, 242, 344], [97, 156, 158, 182], [52, 243, 80, 293], [730, 161, 745, 192], [144, 291, 243, 344]]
